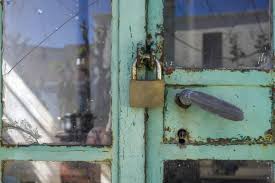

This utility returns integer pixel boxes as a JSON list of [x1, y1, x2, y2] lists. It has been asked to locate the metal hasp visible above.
[[129, 55, 164, 108], [175, 89, 244, 121]]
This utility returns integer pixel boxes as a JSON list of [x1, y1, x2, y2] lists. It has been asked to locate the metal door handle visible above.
[[175, 89, 244, 121]]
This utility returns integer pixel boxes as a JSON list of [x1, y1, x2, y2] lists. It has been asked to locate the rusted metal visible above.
[[130, 52, 164, 108], [132, 56, 162, 80], [164, 66, 175, 75], [163, 133, 273, 146], [130, 80, 164, 107], [166, 68, 272, 73]]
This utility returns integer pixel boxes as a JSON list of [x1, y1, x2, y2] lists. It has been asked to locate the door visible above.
[[1, 0, 274, 183], [0, 0, 147, 182], [146, 0, 275, 182]]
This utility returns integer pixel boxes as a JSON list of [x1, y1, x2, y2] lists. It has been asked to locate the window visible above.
[[203, 32, 223, 68], [2, 0, 112, 145]]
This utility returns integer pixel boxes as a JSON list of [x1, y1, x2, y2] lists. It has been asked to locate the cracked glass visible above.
[[2, 0, 112, 145]]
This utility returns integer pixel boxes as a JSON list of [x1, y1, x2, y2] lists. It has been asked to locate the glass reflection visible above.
[[2, 0, 112, 145], [3, 161, 111, 183], [164, 160, 273, 183], [164, 0, 272, 69]]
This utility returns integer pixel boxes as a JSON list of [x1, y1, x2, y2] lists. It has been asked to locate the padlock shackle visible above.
[[156, 59, 162, 80], [132, 59, 138, 80], [132, 58, 162, 80]]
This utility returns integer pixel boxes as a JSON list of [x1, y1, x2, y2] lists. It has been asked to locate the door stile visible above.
[[146, 0, 164, 182], [118, 0, 147, 183], [111, 0, 119, 182]]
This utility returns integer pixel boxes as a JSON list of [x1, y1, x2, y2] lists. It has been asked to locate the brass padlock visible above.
[[129, 58, 164, 107]]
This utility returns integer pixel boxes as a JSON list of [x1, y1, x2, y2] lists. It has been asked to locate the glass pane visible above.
[[164, 160, 273, 183], [164, 0, 272, 69], [2, 0, 112, 145], [3, 160, 111, 183]]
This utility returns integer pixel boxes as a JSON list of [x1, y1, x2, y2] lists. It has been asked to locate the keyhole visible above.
[[177, 129, 187, 145]]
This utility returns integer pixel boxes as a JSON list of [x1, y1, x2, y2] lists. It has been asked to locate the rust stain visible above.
[[163, 136, 169, 143], [164, 134, 273, 146], [164, 66, 175, 75], [166, 68, 272, 73], [163, 126, 171, 132]]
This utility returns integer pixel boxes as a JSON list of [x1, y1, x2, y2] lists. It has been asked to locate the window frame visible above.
[[0, 0, 121, 182]]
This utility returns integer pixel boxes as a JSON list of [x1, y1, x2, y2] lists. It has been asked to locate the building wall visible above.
[[174, 22, 269, 68]]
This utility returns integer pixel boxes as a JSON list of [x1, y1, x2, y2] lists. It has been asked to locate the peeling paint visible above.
[[163, 133, 273, 146], [163, 126, 171, 132], [164, 66, 175, 75]]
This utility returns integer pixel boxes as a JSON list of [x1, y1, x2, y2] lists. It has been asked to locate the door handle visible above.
[[175, 89, 244, 121]]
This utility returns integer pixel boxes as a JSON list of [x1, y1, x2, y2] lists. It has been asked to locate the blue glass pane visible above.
[[175, 0, 269, 17], [164, 0, 272, 69], [2, 0, 112, 145]]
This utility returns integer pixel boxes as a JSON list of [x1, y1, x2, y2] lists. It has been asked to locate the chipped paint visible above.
[[146, 0, 275, 183], [163, 133, 273, 146], [164, 66, 175, 75], [164, 86, 272, 145]]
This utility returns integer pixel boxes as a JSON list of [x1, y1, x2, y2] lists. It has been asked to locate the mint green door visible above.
[[146, 0, 275, 182], [0, 0, 151, 182], [0, 0, 147, 182]]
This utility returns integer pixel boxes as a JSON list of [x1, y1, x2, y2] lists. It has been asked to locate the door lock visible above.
[[177, 129, 187, 145], [175, 89, 244, 121], [129, 53, 164, 108]]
